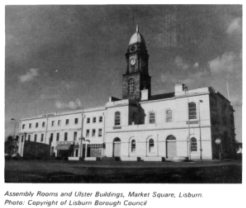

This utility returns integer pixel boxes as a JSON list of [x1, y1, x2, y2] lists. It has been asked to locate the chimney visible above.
[[141, 89, 149, 100], [175, 83, 187, 96]]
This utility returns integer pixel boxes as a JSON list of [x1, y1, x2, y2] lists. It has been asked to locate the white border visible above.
[[1, 1, 245, 208]]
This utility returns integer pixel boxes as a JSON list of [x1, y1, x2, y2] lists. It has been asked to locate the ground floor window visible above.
[[131, 140, 136, 152], [191, 137, 197, 151], [86, 144, 103, 157], [149, 139, 154, 152]]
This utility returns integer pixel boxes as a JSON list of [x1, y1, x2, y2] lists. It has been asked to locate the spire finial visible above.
[[136, 23, 139, 32]]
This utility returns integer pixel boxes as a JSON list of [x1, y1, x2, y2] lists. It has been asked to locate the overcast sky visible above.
[[5, 5, 242, 141]]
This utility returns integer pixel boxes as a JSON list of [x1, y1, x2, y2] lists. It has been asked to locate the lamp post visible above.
[[215, 138, 221, 160], [184, 86, 191, 160], [11, 118, 16, 138], [198, 100, 203, 160]]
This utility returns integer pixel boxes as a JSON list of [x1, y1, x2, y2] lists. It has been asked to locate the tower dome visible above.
[[129, 24, 146, 46]]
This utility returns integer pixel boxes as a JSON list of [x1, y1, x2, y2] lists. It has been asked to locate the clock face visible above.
[[130, 58, 136, 66], [130, 45, 136, 52]]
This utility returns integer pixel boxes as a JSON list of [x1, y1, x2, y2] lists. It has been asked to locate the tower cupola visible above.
[[122, 24, 151, 100], [129, 24, 146, 47]]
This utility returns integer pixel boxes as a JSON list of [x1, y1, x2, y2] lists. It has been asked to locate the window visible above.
[[56, 133, 59, 141], [166, 110, 172, 122], [51, 121, 55, 127], [58, 120, 61, 126], [74, 132, 77, 141], [22, 124, 25, 129], [50, 133, 53, 142], [28, 135, 31, 141], [41, 134, 44, 142], [42, 122, 45, 127], [189, 102, 197, 119], [98, 129, 102, 137], [92, 129, 96, 137], [86, 129, 90, 137], [87, 118, 90, 123], [88, 144, 103, 149], [36, 123, 38, 128], [115, 111, 121, 126], [191, 137, 197, 151], [66, 119, 69, 125], [128, 79, 135, 94], [21, 136, 24, 142], [34, 134, 37, 142], [149, 139, 154, 152], [75, 118, 78, 124], [29, 123, 32, 129], [64, 132, 68, 141], [99, 116, 103, 122], [149, 112, 155, 124], [131, 140, 136, 152], [93, 117, 96, 123]]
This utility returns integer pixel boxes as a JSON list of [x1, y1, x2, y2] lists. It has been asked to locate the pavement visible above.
[[34, 158, 242, 168], [5, 159, 242, 183]]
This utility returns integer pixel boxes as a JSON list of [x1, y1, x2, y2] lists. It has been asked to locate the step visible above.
[[101, 157, 116, 162], [141, 157, 165, 162], [120, 157, 138, 161], [68, 157, 80, 161], [84, 157, 97, 161], [172, 156, 188, 162]]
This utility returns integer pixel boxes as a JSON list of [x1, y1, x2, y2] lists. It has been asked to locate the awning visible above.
[[56, 144, 72, 150]]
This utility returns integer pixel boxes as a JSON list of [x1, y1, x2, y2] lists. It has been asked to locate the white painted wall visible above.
[[104, 90, 212, 159], [18, 87, 213, 160]]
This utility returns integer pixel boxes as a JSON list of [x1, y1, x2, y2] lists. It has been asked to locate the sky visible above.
[[5, 5, 242, 141]]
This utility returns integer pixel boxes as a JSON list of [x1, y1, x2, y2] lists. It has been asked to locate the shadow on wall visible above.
[[129, 103, 146, 125]]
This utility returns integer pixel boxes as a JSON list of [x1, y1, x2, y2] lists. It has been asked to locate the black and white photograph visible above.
[[4, 4, 242, 186]]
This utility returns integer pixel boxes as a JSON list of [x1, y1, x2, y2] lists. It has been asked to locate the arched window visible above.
[[149, 112, 155, 124], [149, 139, 154, 152], [166, 109, 172, 122], [189, 102, 197, 119], [128, 79, 135, 94], [131, 140, 136, 152], [190, 137, 197, 151], [115, 111, 121, 126]]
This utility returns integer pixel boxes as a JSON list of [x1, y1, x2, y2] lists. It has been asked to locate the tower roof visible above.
[[129, 24, 146, 46]]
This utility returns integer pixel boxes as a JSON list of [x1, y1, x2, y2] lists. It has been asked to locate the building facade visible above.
[[18, 25, 236, 161]]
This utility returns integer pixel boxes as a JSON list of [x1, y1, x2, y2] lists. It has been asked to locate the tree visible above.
[[5, 135, 18, 155]]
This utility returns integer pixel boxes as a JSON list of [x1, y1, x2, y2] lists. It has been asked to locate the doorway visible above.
[[166, 135, 177, 158], [113, 138, 121, 157]]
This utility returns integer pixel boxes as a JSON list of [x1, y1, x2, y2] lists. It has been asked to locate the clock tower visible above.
[[122, 24, 151, 100]]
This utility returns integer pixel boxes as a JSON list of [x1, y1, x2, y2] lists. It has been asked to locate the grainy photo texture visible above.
[[5, 5, 242, 183]]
